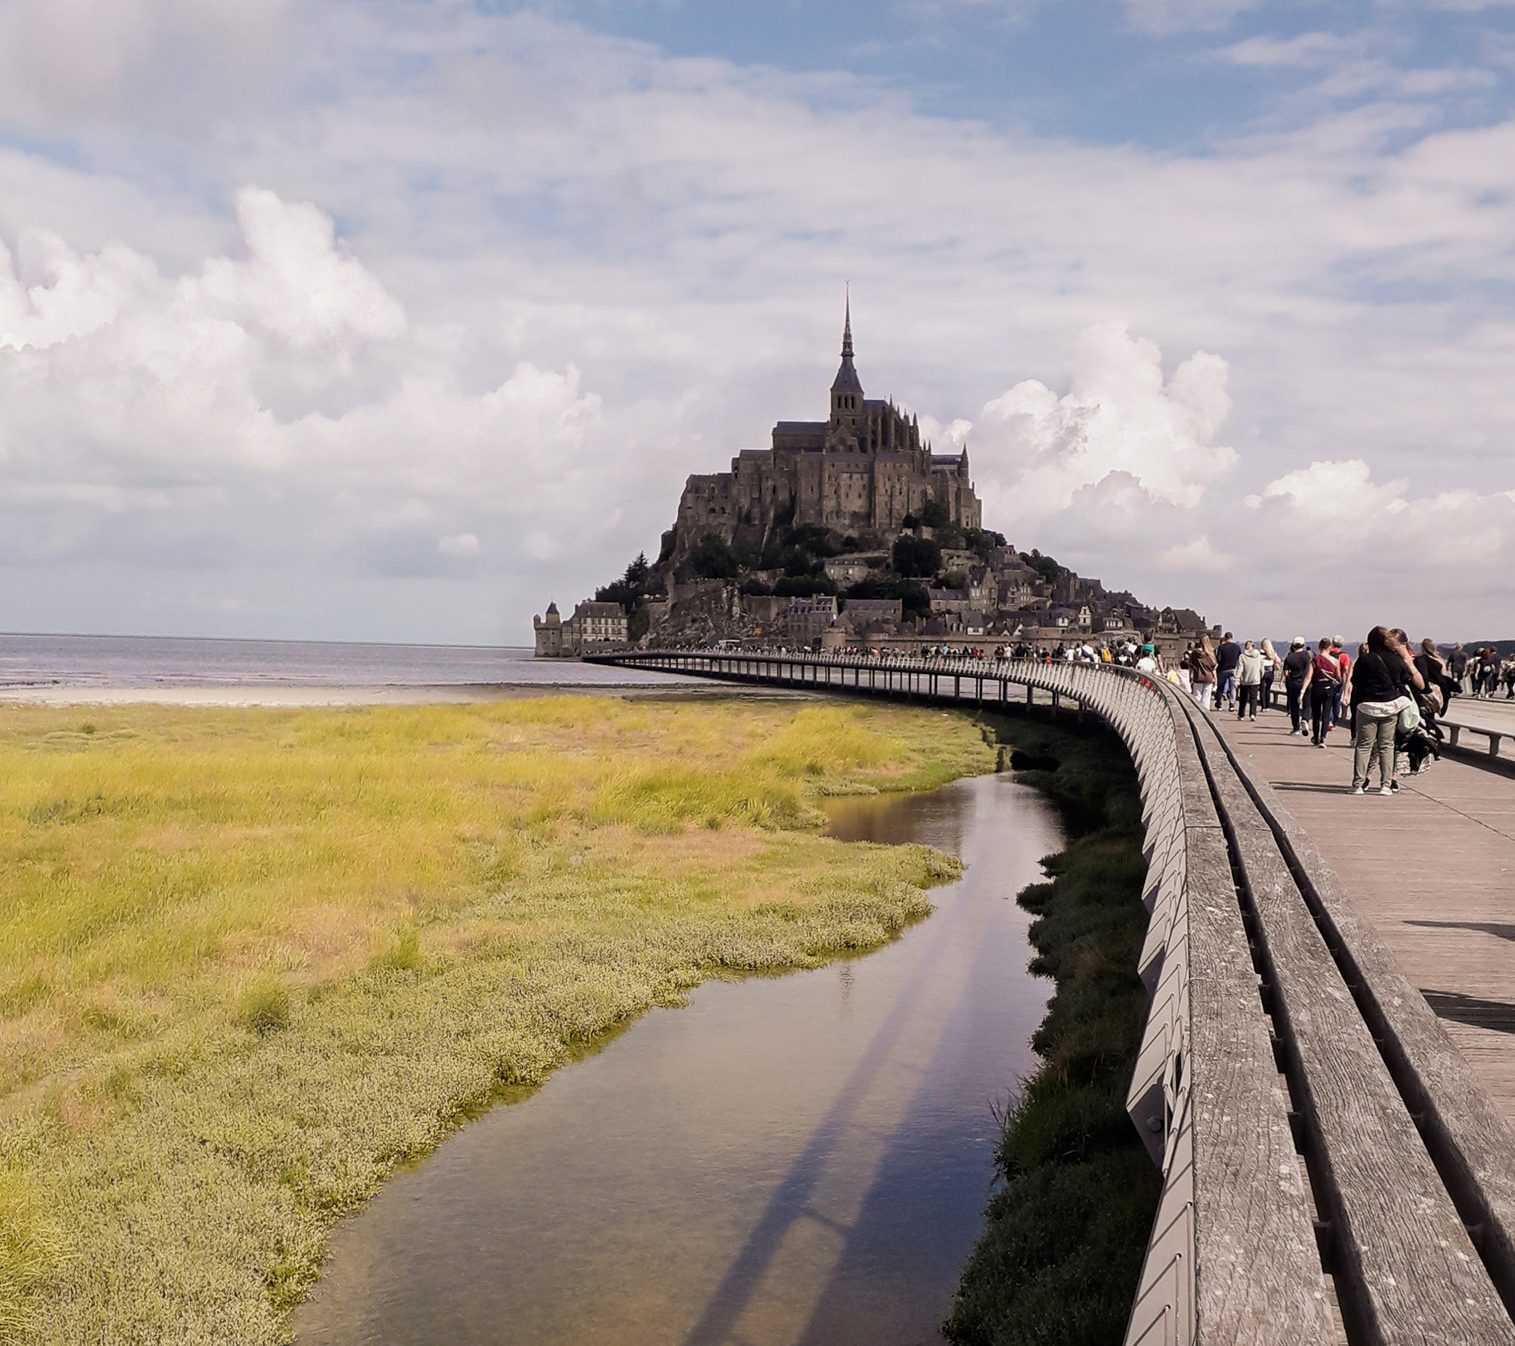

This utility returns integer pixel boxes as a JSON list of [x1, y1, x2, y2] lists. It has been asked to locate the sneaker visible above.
[[1379, 786, 1394, 796], [1351, 785, 1366, 795], [1249, 715, 1257, 721], [1315, 741, 1326, 749]]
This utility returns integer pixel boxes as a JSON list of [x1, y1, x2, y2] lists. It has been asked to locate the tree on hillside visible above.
[[966, 528, 1006, 562], [773, 574, 837, 598], [595, 552, 661, 613], [1023, 550, 1065, 585], [687, 534, 741, 580], [892, 535, 942, 578], [920, 498, 950, 529]]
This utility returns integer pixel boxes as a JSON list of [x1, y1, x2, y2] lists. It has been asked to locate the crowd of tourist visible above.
[[1450, 645, 1515, 698], [694, 630, 1508, 796], [1156, 629, 1503, 796]]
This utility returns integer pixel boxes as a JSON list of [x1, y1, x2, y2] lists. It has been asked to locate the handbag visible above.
[[1397, 696, 1422, 733]]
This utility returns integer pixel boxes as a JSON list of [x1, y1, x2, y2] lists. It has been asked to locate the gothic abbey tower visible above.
[[667, 299, 981, 564]]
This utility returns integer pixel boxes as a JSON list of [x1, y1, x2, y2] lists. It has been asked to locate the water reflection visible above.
[[295, 773, 1061, 1346]]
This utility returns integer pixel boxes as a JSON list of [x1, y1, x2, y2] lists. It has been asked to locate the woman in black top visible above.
[[1409, 638, 1454, 767], [1348, 626, 1415, 794]]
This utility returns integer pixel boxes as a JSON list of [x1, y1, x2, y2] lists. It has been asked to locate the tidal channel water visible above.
[[294, 770, 1063, 1346]]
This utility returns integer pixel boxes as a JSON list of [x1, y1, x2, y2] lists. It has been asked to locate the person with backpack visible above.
[[1448, 643, 1469, 692], [1260, 638, 1284, 711], [1329, 636, 1351, 732], [1309, 638, 1341, 747], [1478, 647, 1500, 697]]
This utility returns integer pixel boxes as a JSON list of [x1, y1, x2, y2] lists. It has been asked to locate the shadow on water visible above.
[[294, 773, 1062, 1346]]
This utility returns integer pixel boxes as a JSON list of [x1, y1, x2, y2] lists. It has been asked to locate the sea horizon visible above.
[[0, 631, 691, 692], [0, 628, 530, 651]]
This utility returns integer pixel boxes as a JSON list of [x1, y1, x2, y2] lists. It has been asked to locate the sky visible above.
[[3, 0, 1515, 646]]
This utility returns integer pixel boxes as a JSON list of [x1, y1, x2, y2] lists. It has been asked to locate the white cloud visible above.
[[1246, 459, 1515, 567], [0, 187, 614, 607], [1121, 0, 1255, 34], [184, 188, 406, 351], [966, 323, 1237, 521], [1221, 32, 1357, 69], [1157, 536, 1236, 571], [438, 532, 480, 557], [0, 0, 291, 129]]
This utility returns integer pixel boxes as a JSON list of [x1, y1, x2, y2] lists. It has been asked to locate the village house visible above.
[[842, 598, 905, 627], [786, 594, 838, 647]]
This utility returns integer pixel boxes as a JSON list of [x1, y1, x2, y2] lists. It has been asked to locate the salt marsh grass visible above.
[[0, 695, 991, 1344]]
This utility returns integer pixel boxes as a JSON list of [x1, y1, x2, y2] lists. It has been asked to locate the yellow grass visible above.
[[0, 695, 994, 1344]]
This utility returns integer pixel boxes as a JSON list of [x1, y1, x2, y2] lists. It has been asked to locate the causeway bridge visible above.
[[586, 648, 1515, 1346]]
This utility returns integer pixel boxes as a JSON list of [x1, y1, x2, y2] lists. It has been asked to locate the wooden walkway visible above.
[[1218, 705, 1515, 1117]]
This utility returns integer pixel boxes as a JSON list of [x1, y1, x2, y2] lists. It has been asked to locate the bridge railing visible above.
[[588, 649, 1515, 1346]]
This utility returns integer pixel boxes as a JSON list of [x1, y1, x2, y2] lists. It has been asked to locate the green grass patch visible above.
[[0, 694, 993, 1345], [944, 717, 1159, 1346]]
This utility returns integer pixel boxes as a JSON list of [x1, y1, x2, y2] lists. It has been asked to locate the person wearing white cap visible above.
[[1282, 636, 1313, 735]]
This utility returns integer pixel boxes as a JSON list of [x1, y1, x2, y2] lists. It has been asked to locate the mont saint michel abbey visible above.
[[536, 298, 1218, 656], [671, 300, 981, 559]]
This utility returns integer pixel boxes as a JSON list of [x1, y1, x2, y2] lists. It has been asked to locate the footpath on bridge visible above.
[[1218, 702, 1515, 1117]]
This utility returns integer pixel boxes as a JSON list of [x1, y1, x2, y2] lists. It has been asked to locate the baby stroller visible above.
[[1396, 721, 1441, 775], [1395, 690, 1445, 776]]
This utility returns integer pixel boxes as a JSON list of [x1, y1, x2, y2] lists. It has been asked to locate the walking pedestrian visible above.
[[1448, 643, 1469, 692], [1190, 636, 1218, 712], [1478, 647, 1499, 697], [1309, 638, 1341, 747], [1215, 631, 1242, 711], [1329, 636, 1350, 731], [1236, 640, 1265, 720], [1283, 636, 1312, 735], [1260, 638, 1283, 711]]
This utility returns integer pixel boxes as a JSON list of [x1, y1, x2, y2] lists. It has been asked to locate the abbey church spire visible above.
[[830, 288, 863, 419]]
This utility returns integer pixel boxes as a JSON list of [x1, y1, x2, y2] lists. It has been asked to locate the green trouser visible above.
[[1353, 707, 1397, 788]]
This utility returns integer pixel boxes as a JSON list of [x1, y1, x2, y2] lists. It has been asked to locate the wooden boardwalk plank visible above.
[[1181, 823, 1341, 1343], [1178, 701, 1515, 1343], [1220, 708, 1515, 1117]]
